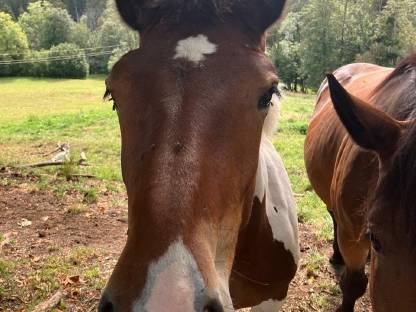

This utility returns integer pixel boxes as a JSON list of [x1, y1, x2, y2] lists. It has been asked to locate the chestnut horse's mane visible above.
[[118, 0, 234, 28], [373, 53, 416, 241]]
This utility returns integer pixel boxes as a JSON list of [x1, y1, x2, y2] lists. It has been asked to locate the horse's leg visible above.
[[250, 299, 284, 312], [329, 211, 345, 266], [337, 228, 369, 312]]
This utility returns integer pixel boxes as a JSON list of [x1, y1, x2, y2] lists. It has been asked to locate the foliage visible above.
[[0, 0, 30, 19], [361, 0, 416, 66], [271, 12, 304, 91], [47, 43, 89, 78], [272, 0, 416, 91], [0, 12, 29, 76], [70, 16, 90, 48], [18, 1, 75, 50], [107, 42, 130, 72], [23, 50, 49, 77], [88, 0, 138, 74]]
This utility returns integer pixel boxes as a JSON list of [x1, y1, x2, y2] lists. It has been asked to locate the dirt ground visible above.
[[0, 170, 371, 312]]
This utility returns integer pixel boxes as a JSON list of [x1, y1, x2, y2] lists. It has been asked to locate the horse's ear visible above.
[[326, 74, 401, 155], [115, 0, 163, 32], [233, 0, 287, 35]]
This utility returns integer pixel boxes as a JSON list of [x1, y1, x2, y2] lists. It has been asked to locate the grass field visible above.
[[0, 77, 338, 310], [0, 77, 329, 235]]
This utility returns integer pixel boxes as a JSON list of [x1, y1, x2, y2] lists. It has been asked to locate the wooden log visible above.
[[32, 290, 63, 312]]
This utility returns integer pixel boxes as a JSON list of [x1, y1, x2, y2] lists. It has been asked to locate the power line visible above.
[[0, 50, 114, 65], [0, 44, 123, 57]]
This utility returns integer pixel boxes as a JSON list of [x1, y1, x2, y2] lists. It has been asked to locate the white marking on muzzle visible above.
[[174, 34, 217, 64], [133, 239, 205, 312], [251, 299, 284, 311]]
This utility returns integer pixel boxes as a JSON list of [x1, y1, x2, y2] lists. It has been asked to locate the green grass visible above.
[[275, 92, 330, 238], [0, 76, 121, 180], [0, 78, 331, 235]]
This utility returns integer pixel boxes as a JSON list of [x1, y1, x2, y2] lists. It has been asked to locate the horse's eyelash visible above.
[[103, 88, 112, 101]]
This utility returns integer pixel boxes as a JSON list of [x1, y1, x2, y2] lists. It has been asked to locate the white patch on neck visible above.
[[263, 94, 280, 138], [254, 138, 300, 265], [133, 239, 205, 312], [174, 34, 217, 64]]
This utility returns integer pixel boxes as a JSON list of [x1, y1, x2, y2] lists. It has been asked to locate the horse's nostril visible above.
[[98, 293, 114, 312], [203, 298, 224, 312]]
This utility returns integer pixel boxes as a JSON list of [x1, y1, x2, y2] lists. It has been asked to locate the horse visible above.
[[305, 53, 416, 312], [99, 1, 300, 311]]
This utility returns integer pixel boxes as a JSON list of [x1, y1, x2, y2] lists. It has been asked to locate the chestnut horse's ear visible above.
[[326, 74, 401, 154], [233, 0, 287, 34]]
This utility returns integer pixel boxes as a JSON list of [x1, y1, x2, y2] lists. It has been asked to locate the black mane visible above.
[[372, 53, 416, 120], [373, 53, 416, 240], [116, 0, 234, 31]]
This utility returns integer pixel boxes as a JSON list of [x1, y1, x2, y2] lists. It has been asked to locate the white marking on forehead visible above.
[[174, 34, 217, 64], [133, 239, 205, 312], [255, 138, 300, 265]]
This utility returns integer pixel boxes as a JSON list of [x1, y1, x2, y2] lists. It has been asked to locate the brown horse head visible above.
[[327, 57, 416, 311], [100, 1, 287, 311]]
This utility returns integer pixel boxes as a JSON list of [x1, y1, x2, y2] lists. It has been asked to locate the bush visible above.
[[47, 43, 89, 78], [0, 12, 29, 77], [107, 43, 130, 72], [22, 50, 49, 77]]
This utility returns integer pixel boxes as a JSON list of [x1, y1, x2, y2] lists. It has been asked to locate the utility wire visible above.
[[0, 44, 123, 57], [0, 51, 114, 65]]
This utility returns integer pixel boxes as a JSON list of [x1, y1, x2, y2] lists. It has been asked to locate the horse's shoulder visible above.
[[315, 63, 391, 115]]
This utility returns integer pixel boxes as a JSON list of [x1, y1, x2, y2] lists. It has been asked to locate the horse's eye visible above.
[[258, 84, 279, 110], [104, 88, 118, 112], [366, 230, 382, 253]]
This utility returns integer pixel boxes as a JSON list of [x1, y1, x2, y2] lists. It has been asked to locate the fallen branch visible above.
[[60, 173, 98, 179], [19, 159, 89, 168], [32, 290, 63, 312]]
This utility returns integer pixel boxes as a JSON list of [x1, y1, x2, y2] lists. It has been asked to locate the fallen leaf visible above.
[[19, 219, 32, 227], [61, 275, 83, 286]]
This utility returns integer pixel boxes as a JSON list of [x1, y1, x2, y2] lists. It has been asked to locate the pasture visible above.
[[0, 77, 369, 311]]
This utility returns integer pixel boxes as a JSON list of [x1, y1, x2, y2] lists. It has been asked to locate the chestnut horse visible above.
[[305, 54, 416, 312], [99, 1, 299, 311]]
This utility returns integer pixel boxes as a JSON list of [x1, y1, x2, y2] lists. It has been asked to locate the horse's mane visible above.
[[372, 53, 416, 120], [140, 0, 233, 24], [373, 53, 416, 242]]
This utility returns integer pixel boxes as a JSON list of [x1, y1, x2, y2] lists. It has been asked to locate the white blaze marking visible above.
[[263, 94, 280, 138], [133, 239, 204, 312], [251, 299, 284, 312], [174, 34, 217, 64], [255, 137, 300, 265]]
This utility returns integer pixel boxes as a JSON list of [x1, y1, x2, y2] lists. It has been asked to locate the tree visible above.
[[88, 0, 138, 73], [47, 43, 89, 78], [85, 0, 106, 30], [70, 15, 90, 48], [299, 0, 340, 89], [0, 0, 30, 19], [271, 12, 305, 91], [364, 0, 416, 66], [19, 1, 75, 50], [62, 0, 87, 21], [0, 12, 29, 76]]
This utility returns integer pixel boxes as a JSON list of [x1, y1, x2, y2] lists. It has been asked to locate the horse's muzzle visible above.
[[98, 292, 225, 312]]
